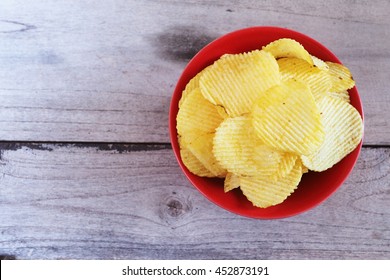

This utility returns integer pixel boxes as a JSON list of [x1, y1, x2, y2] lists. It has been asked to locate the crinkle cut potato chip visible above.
[[263, 38, 314, 65], [326, 91, 350, 103], [252, 144, 285, 177], [224, 172, 240, 193], [311, 55, 329, 70], [178, 66, 209, 108], [302, 166, 309, 174], [213, 116, 264, 176], [200, 49, 280, 117], [239, 159, 303, 208], [177, 85, 226, 178], [213, 116, 284, 177], [273, 153, 298, 181], [301, 96, 363, 172], [278, 57, 332, 100], [186, 133, 227, 177], [180, 146, 215, 177], [176, 87, 225, 140], [252, 79, 325, 156], [326, 61, 355, 92]]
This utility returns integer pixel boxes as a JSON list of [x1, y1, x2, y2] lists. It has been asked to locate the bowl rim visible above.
[[169, 26, 364, 219]]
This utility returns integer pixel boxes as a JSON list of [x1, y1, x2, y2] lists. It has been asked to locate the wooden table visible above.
[[1, 0, 389, 260]]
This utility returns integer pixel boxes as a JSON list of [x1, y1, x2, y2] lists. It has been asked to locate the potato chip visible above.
[[239, 159, 303, 208], [311, 55, 329, 70], [213, 116, 283, 177], [178, 66, 209, 108], [273, 153, 298, 181], [326, 61, 355, 92], [213, 116, 263, 176], [200, 50, 280, 117], [302, 165, 309, 173], [177, 87, 225, 140], [186, 133, 227, 177], [301, 95, 363, 171], [224, 172, 240, 193], [216, 105, 229, 119], [252, 79, 325, 156], [278, 57, 332, 100], [263, 38, 313, 65], [180, 147, 215, 177], [326, 90, 350, 103]]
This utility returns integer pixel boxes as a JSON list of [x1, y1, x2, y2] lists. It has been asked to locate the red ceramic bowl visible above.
[[169, 26, 364, 219]]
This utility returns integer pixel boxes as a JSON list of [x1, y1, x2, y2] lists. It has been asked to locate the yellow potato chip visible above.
[[311, 55, 329, 70], [239, 159, 303, 208], [216, 105, 229, 119], [178, 66, 209, 108], [301, 95, 363, 171], [186, 133, 227, 178], [224, 172, 240, 193], [252, 143, 283, 168], [200, 50, 280, 117], [273, 153, 298, 181], [326, 90, 350, 103], [326, 61, 355, 92], [278, 57, 332, 100], [252, 79, 325, 156], [263, 38, 314, 65], [177, 87, 225, 140], [213, 116, 283, 177], [213, 116, 262, 176], [180, 147, 215, 177]]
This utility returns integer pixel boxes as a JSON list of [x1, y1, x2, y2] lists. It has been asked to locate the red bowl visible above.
[[169, 26, 364, 219]]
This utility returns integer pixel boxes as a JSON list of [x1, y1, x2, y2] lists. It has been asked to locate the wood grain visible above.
[[0, 144, 389, 259], [0, 0, 389, 144]]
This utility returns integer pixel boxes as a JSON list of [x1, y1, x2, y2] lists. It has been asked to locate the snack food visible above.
[[176, 38, 363, 208], [301, 95, 363, 171], [240, 159, 303, 208], [199, 50, 280, 117], [252, 79, 325, 156], [278, 57, 332, 100]]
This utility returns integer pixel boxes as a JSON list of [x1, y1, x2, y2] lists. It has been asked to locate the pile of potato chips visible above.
[[176, 38, 363, 208]]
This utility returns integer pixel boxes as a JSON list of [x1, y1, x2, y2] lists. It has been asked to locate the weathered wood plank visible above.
[[0, 0, 389, 144], [0, 144, 389, 259], [0, 90, 171, 142]]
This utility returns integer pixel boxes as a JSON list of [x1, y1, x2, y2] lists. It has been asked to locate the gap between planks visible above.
[[0, 141, 172, 153], [0, 141, 388, 152]]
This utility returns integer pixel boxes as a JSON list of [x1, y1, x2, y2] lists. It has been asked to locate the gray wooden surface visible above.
[[0, 0, 389, 259]]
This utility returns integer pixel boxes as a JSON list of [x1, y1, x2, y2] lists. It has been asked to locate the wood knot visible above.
[[159, 193, 192, 222], [167, 199, 185, 217], [152, 25, 217, 62]]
